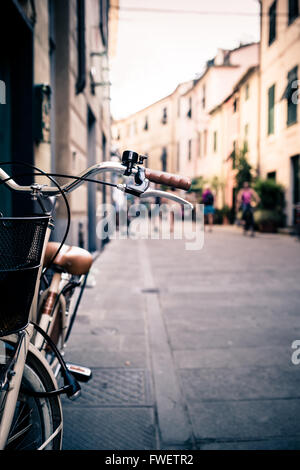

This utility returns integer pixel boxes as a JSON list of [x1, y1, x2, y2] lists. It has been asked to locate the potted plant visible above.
[[221, 205, 231, 225], [253, 179, 285, 233]]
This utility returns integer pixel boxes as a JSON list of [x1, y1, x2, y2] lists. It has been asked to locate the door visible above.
[[0, 54, 12, 216], [291, 155, 300, 225], [87, 108, 97, 252]]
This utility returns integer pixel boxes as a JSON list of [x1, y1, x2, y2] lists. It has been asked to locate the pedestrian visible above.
[[202, 186, 215, 232], [237, 181, 260, 236]]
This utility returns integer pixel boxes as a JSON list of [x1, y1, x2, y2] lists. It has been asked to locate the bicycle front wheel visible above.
[[4, 347, 63, 450]]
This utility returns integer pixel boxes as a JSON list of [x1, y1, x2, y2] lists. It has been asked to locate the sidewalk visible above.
[[62, 226, 300, 450]]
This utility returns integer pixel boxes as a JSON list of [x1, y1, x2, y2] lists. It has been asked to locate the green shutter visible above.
[[268, 84, 275, 135], [213, 131, 217, 152], [287, 66, 298, 126]]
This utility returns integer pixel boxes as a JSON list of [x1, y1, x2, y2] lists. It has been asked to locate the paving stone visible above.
[[187, 399, 300, 442], [62, 407, 156, 450]]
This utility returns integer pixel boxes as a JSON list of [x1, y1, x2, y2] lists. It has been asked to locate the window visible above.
[[100, 0, 109, 47], [204, 130, 208, 156], [288, 0, 299, 25], [187, 97, 192, 118], [76, 0, 86, 94], [161, 147, 167, 171], [268, 84, 275, 135], [202, 85, 206, 109], [213, 131, 217, 153], [291, 155, 300, 224], [232, 140, 237, 169], [244, 124, 249, 153], [161, 107, 167, 124], [144, 116, 149, 131], [268, 1, 277, 46], [245, 83, 249, 100], [267, 171, 276, 180], [233, 96, 238, 113], [177, 98, 181, 117], [198, 132, 202, 158], [286, 66, 298, 126], [188, 139, 192, 161]]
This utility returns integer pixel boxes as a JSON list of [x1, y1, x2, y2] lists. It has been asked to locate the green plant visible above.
[[253, 179, 285, 231], [235, 155, 253, 190], [229, 144, 254, 190], [254, 178, 285, 211], [221, 204, 231, 217], [254, 209, 283, 225], [254, 209, 285, 232], [189, 176, 205, 194], [213, 208, 223, 224]]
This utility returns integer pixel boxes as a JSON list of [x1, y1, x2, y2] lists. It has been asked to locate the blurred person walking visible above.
[[237, 182, 260, 237], [202, 186, 215, 232]]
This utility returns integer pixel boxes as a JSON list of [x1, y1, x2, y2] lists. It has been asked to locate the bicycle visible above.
[[35, 242, 94, 382], [0, 150, 192, 450]]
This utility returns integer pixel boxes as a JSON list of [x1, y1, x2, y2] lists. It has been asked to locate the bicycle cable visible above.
[[0, 162, 71, 276]]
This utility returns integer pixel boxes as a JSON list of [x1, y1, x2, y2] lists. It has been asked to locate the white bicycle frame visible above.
[[0, 223, 62, 450], [0, 159, 192, 449]]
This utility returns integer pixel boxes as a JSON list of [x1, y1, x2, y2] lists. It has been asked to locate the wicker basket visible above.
[[0, 216, 50, 336]]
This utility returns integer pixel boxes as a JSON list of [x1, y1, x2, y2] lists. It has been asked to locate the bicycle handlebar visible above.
[[144, 169, 191, 191], [140, 189, 193, 209], [0, 160, 192, 205], [0, 161, 128, 196]]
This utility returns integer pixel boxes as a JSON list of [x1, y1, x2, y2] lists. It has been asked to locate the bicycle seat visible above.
[[44, 242, 93, 275]]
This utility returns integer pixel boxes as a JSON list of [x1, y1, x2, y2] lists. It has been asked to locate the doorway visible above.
[[291, 155, 300, 225], [0, 1, 34, 216]]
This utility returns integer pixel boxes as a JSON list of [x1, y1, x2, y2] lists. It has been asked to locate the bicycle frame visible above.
[[0, 329, 30, 448], [0, 219, 63, 449], [35, 269, 87, 367], [0, 156, 192, 449], [0, 328, 63, 450]]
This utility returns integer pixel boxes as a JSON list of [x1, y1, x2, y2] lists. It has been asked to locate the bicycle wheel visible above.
[[3, 346, 62, 450]]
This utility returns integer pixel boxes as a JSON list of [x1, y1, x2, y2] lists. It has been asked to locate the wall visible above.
[[259, 0, 300, 225]]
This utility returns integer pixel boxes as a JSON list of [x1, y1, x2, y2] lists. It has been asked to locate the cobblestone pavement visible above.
[[62, 226, 300, 450]]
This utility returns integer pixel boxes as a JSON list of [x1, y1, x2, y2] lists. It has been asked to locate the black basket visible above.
[[0, 216, 50, 336]]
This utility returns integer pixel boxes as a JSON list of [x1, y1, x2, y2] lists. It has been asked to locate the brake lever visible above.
[[139, 188, 194, 210]]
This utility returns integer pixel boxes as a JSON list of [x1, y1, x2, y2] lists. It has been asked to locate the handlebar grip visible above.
[[144, 169, 191, 191]]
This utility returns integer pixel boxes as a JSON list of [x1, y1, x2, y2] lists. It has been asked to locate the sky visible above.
[[109, 0, 260, 120]]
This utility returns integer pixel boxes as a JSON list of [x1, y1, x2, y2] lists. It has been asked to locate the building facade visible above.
[[0, 0, 117, 250], [112, 80, 194, 175], [112, 43, 259, 188], [259, 0, 300, 226], [190, 44, 259, 195], [113, 4, 300, 228], [208, 65, 260, 211]]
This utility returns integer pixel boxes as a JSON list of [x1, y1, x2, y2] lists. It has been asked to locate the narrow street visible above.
[[62, 226, 300, 450]]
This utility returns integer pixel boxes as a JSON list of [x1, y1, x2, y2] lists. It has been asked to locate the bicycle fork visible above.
[[0, 327, 31, 449]]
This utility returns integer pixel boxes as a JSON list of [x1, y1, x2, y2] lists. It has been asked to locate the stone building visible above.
[[0, 0, 118, 250]]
